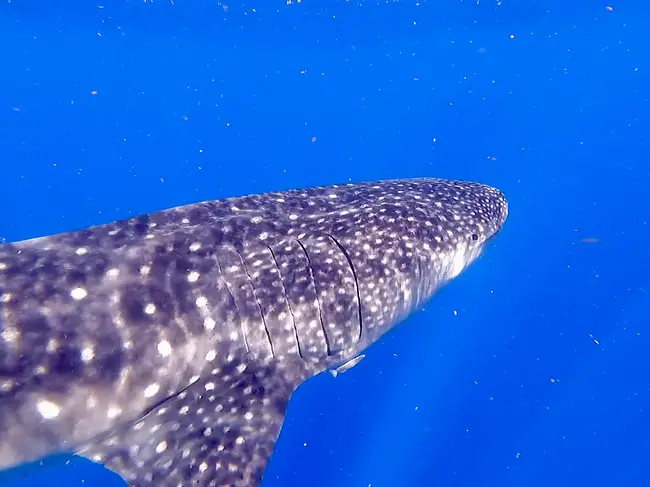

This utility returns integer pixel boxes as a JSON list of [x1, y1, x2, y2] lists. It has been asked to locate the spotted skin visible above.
[[0, 178, 508, 486]]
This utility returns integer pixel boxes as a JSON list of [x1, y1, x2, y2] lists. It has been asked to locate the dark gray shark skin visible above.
[[0, 178, 507, 487]]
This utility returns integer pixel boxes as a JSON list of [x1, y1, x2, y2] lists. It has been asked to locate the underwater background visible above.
[[1, 1, 649, 486]]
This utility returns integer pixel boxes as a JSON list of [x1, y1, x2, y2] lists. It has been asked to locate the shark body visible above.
[[0, 178, 508, 486]]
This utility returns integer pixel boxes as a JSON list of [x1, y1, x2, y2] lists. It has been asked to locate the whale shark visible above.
[[0, 177, 508, 486]]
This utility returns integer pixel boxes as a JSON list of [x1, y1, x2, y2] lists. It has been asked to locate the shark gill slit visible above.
[[326, 234, 363, 345], [162, 255, 190, 340], [265, 243, 304, 359], [214, 251, 250, 353], [234, 247, 275, 358], [295, 238, 332, 356]]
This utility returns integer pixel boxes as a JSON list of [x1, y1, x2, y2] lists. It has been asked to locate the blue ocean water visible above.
[[0, 1, 648, 486]]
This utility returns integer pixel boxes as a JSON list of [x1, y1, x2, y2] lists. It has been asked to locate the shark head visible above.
[[299, 178, 508, 356]]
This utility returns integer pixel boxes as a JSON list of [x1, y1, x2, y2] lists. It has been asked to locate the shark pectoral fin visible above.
[[78, 361, 299, 487]]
